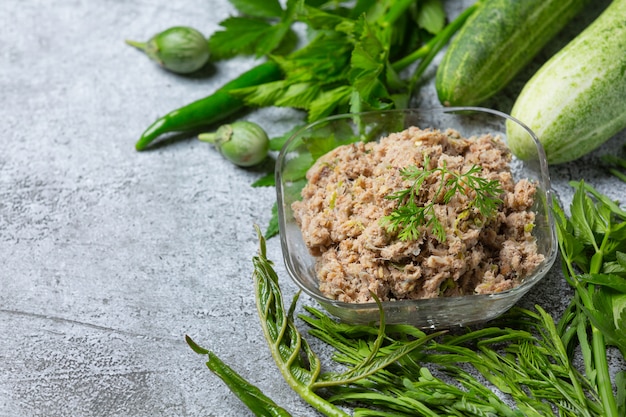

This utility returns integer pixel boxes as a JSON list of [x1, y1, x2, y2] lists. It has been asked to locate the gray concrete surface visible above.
[[0, 1, 623, 416]]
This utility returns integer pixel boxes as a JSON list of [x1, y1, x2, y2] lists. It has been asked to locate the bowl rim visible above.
[[275, 106, 558, 311]]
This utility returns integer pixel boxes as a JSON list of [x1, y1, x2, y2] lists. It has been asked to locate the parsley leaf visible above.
[[381, 157, 503, 242]]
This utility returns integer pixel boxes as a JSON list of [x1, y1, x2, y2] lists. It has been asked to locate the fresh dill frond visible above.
[[380, 155, 503, 241]]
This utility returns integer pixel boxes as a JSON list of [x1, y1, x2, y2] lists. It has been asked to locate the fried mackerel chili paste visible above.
[[292, 127, 544, 303]]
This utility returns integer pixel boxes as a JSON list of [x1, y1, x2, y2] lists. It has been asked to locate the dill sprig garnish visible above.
[[380, 155, 504, 241]]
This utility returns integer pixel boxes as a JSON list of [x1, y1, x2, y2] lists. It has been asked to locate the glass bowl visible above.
[[275, 107, 557, 328]]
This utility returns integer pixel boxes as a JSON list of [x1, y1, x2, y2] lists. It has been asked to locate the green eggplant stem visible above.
[[125, 39, 147, 50], [197, 133, 217, 144]]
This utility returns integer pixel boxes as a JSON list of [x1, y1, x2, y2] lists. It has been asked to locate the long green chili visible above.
[[135, 60, 282, 150]]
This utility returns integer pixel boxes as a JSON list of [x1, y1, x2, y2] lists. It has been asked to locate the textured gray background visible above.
[[0, 1, 623, 416]]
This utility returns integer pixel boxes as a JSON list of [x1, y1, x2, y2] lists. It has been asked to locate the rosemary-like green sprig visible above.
[[187, 226, 445, 416], [380, 155, 503, 241], [300, 303, 604, 416], [188, 208, 624, 416]]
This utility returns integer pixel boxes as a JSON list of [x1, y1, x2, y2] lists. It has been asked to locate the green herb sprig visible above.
[[302, 304, 605, 417], [211, 0, 477, 123], [380, 155, 503, 241], [553, 180, 626, 417], [185, 160, 626, 417], [188, 226, 444, 416], [188, 216, 624, 416]]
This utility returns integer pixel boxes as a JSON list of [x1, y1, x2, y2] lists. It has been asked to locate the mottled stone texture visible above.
[[0, 1, 622, 416]]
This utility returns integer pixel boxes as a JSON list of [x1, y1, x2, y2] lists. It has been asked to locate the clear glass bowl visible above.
[[275, 107, 557, 328]]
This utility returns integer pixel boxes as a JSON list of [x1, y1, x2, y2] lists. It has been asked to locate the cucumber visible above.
[[436, 0, 590, 107], [507, 0, 626, 164]]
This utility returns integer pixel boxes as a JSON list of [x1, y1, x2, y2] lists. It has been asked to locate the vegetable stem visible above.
[[391, 36, 434, 72], [587, 209, 619, 416], [197, 132, 217, 143], [391, 1, 480, 72], [609, 168, 626, 183], [125, 39, 147, 50], [252, 226, 350, 417], [381, 0, 415, 26], [592, 327, 619, 416]]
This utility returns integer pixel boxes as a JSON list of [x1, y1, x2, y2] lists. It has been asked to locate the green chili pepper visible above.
[[135, 61, 282, 151], [186, 335, 293, 417]]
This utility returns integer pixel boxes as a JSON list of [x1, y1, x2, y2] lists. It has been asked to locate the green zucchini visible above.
[[507, 0, 626, 164], [436, 0, 590, 107]]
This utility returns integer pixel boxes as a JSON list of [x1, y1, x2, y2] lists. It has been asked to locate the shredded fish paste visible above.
[[292, 127, 544, 303]]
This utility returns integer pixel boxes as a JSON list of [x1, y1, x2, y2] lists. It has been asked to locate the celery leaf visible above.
[[417, 0, 445, 34], [229, 0, 283, 18]]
